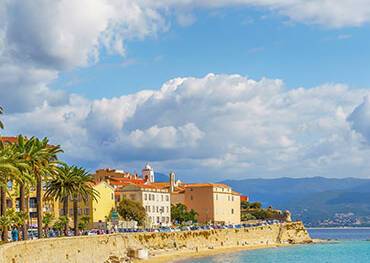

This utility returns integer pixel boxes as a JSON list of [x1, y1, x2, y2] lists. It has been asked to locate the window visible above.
[[166, 195, 169, 201], [78, 208, 82, 216], [231, 209, 234, 214], [215, 194, 218, 201], [166, 207, 169, 213], [111, 193, 114, 200], [84, 208, 90, 215], [69, 209, 73, 216], [29, 198, 37, 209], [144, 194, 147, 200], [190, 195, 193, 201], [157, 217, 160, 223], [232, 196, 234, 202], [161, 195, 164, 201]]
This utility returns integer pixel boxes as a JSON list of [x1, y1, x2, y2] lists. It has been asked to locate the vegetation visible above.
[[171, 203, 197, 225], [241, 201, 284, 221], [0, 106, 3, 130], [117, 198, 146, 226], [0, 106, 99, 241], [78, 216, 90, 231], [53, 216, 69, 235], [42, 212, 54, 235], [45, 165, 99, 236]]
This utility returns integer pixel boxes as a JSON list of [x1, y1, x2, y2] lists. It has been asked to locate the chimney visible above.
[[169, 171, 176, 193]]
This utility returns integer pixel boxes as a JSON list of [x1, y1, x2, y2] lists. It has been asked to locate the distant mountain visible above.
[[154, 172, 169, 182], [220, 177, 370, 226]]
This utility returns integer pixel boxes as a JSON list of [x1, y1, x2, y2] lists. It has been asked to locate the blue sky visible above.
[[52, 7, 370, 99], [3, 1, 370, 181]]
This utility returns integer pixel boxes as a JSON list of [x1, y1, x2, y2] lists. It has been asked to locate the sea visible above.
[[177, 228, 370, 263]]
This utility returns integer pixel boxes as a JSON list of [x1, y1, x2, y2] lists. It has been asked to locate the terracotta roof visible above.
[[109, 178, 145, 185], [184, 183, 230, 188], [0, 136, 18, 143]]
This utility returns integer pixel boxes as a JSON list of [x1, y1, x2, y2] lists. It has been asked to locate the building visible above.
[[5, 178, 114, 229], [183, 184, 240, 224], [152, 174, 241, 224], [59, 181, 115, 228], [142, 163, 155, 183], [117, 184, 171, 227]]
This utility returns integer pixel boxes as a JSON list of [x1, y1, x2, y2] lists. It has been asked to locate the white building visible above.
[[119, 184, 171, 227], [142, 163, 155, 183]]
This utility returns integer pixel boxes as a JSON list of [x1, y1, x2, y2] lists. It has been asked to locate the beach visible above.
[[142, 242, 306, 263]]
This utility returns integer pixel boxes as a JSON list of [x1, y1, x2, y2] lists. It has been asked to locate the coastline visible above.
[[142, 242, 313, 263], [308, 227, 370, 230]]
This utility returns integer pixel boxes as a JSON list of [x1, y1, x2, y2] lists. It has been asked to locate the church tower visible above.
[[142, 163, 155, 183]]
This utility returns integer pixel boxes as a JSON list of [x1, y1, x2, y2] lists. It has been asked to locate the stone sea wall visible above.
[[0, 222, 311, 263]]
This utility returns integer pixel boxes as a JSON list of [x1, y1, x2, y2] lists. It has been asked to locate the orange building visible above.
[[151, 173, 241, 224]]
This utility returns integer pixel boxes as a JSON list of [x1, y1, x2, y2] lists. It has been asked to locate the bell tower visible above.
[[142, 163, 155, 183]]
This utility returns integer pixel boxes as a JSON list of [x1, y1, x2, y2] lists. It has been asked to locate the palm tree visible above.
[[0, 142, 26, 241], [45, 165, 99, 236], [0, 106, 4, 130], [26, 137, 62, 238], [70, 167, 99, 236], [44, 164, 77, 236], [12, 135, 37, 240]]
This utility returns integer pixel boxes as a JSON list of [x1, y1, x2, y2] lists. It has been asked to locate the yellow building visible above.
[[5, 181, 115, 229], [59, 181, 115, 228]]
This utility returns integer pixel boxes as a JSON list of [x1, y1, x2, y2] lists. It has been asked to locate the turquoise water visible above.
[[178, 228, 370, 263]]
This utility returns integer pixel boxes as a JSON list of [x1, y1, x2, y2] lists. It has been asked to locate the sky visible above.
[[2, 0, 370, 182]]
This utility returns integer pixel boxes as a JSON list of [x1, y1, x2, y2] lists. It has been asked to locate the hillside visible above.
[[220, 177, 370, 226]]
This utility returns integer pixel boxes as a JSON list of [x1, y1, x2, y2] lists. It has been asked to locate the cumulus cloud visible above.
[[1, 0, 370, 115], [347, 96, 370, 143], [3, 74, 370, 181], [2, 1, 370, 180]]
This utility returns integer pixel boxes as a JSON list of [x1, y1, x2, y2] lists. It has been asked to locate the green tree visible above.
[[53, 216, 69, 236], [70, 167, 99, 236], [26, 137, 62, 238], [0, 106, 3, 130], [0, 142, 27, 241], [12, 135, 35, 240], [45, 165, 98, 236], [42, 212, 54, 236], [45, 164, 76, 236], [171, 203, 197, 225], [117, 198, 146, 226], [78, 216, 90, 231]]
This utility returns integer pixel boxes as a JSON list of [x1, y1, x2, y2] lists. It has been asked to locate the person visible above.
[[11, 227, 19, 242]]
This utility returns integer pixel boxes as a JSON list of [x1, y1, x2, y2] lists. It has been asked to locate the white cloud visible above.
[[3, 74, 370, 181], [1, 0, 370, 115], [2, 1, 370, 180]]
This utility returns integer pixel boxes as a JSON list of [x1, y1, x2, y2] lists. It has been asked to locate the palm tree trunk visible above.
[[73, 196, 78, 236], [63, 198, 69, 236], [36, 175, 43, 238], [19, 184, 28, 240], [1, 186, 8, 242]]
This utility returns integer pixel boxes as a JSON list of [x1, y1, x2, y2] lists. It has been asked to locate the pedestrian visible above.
[[11, 227, 19, 242]]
